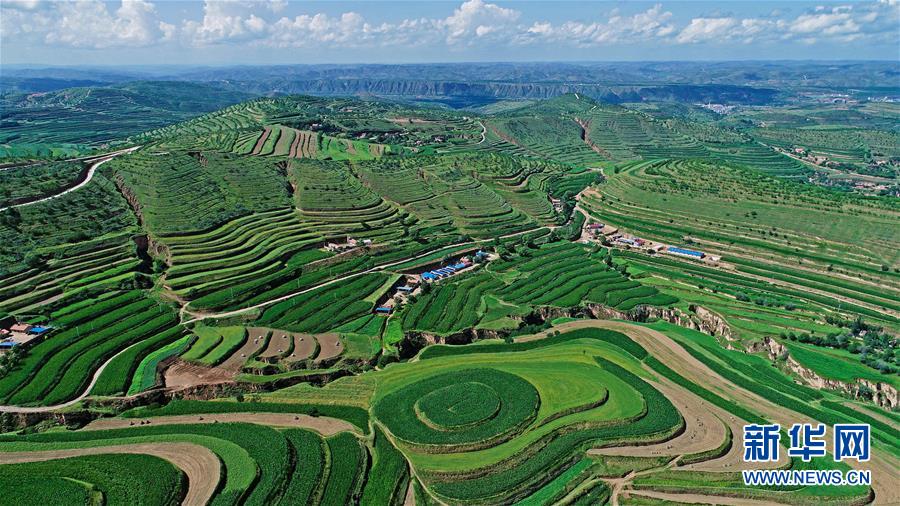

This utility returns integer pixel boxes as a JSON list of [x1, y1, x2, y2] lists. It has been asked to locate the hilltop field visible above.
[[0, 92, 897, 505]]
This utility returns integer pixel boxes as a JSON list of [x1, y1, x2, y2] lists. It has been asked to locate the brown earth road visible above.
[[181, 225, 558, 324], [250, 127, 271, 155], [843, 402, 898, 428], [587, 344, 788, 472], [0, 336, 150, 414], [518, 319, 899, 505], [589, 377, 728, 459], [84, 412, 357, 436], [0, 442, 219, 506], [625, 490, 785, 505], [4, 228, 561, 412]]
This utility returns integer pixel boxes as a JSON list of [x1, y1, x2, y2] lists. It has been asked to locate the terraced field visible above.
[[0, 92, 896, 505], [402, 241, 676, 335]]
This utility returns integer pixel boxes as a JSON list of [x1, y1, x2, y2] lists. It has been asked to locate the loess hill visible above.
[[0, 93, 897, 506]]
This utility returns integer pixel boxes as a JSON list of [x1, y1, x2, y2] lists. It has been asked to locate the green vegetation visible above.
[[182, 325, 246, 366], [0, 453, 185, 506], [0, 90, 892, 504]]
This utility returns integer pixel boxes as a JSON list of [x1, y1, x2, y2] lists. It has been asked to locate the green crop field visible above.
[[0, 86, 896, 506]]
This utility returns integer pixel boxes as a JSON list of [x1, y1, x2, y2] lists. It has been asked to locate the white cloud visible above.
[[519, 4, 675, 46], [181, 1, 269, 45], [676, 17, 737, 44], [672, 2, 896, 45], [1, 0, 896, 54], [441, 0, 519, 44], [790, 11, 857, 34], [44, 0, 168, 48]]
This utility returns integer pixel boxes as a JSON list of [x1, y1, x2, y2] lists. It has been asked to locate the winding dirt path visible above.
[[182, 225, 558, 324], [84, 412, 357, 436], [0, 337, 148, 413], [0, 442, 219, 506], [476, 121, 486, 144], [626, 490, 783, 505], [520, 320, 899, 504], [589, 377, 728, 459], [0, 146, 141, 212]]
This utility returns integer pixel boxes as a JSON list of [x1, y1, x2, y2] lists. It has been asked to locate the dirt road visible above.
[[0, 442, 219, 506], [0, 337, 148, 413], [520, 319, 899, 505], [182, 225, 557, 324], [85, 412, 357, 436], [0, 146, 141, 212]]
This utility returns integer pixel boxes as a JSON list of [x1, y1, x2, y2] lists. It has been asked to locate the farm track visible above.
[[3, 226, 551, 413], [626, 490, 783, 505], [581, 194, 900, 311], [0, 442, 220, 506], [181, 224, 559, 323], [0, 337, 149, 413], [519, 320, 899, 505], [0, 146, 141, 212], [83, 412, 357, 436]]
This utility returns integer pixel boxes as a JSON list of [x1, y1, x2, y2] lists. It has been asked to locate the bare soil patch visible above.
[[84, 413, 356, 436], [590, 378, 728, 459], [164, 360, 233, 389], [250, 127, 271, 155], [288, 129, 302, 158], [314, 332, 342, 361], [216, 334, 263, 373], [250, 327, 315, 362]]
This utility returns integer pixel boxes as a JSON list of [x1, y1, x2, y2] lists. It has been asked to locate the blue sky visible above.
[[1, 1, 898, 65]]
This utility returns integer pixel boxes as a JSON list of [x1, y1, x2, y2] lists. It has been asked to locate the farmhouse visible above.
[[325, 237, 359, 252], [666, 246, 705, 259], [420, 255, 480, 282]]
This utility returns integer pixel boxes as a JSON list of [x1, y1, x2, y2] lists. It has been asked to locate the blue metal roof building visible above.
[[667, 246, 704, 258]]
